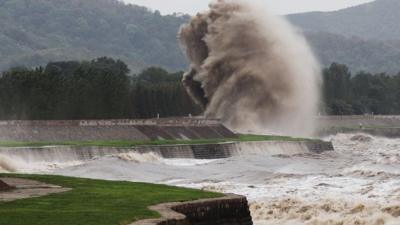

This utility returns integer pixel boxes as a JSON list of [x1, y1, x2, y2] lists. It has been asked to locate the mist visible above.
[[179, 0, 322, 137]]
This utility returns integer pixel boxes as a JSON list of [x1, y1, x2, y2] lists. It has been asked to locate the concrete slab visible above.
[[0, 178, 71, 202]]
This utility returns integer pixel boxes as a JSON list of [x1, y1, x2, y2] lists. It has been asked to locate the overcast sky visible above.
[[123, 0, 375, 15]]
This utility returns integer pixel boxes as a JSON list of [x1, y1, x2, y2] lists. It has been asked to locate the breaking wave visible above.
[[179, 0, 321, 136], [0, 155, 16, 172], [114, 152, 162, 163]]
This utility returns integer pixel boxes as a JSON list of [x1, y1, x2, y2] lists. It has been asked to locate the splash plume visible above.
[[179, 0, 321, 136]]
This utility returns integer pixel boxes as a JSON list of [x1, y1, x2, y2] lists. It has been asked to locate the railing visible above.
[[0, 118, 222, 127], [317, 115, 400, 120]]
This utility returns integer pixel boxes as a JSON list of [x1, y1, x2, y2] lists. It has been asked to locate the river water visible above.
[[1, 133, 400, 225]]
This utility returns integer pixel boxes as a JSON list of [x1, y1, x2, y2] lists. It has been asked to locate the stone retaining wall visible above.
[[131, 194, 253, 225]]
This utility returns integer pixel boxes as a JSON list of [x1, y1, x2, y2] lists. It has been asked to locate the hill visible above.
[[305, 32, 400, 74], [1, 0, 400, 74], [0, 0, 188, 73], [288, 0, 400, 73], [288, 0, 400, 41]]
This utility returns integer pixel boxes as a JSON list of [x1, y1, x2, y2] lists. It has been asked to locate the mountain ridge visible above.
[[1, 0, 400, 74], [0, 0, 188, 73], [288, 0, 400, 41], [304, 31, 400, 74]]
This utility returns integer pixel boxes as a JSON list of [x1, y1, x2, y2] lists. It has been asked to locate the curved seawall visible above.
[[0, 141, 333, 171]]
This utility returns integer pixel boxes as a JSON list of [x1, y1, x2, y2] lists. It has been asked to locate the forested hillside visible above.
[[0, 0, 188, 73], [1, 0, 400, 75], [288, 0, 400, 74], [288, 0, 400, 41], [305, 32, 400, 74]]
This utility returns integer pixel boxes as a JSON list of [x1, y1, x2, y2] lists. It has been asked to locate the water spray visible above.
[[179, 0, 321, 136]]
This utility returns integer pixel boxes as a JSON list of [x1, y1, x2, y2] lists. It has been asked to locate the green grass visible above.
[[0, 174, 222, 225], [0, 134, 318, 148]]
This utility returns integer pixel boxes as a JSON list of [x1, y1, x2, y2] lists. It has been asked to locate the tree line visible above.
[[323, 63, 400, 115], [0, 58, 399, 120], [0, 57, 199, 120]]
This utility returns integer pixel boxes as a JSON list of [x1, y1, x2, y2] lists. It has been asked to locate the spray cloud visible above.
[[179, 0, 321, 136]]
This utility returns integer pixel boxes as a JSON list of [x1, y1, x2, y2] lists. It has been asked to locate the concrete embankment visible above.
[[318, 115, 400, 138], [318, 115, 400, 128], [0, 141, 334, 165], [0, 119, 236, 142], [320, 127, 400, 138], [131, 194, 253, 225]]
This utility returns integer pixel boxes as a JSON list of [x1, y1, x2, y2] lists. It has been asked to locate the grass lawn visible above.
[[0, 134, 318, 148], [0, 174, 222, 225]]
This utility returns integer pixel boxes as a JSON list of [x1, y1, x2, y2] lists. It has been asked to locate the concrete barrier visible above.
[[0, 118, 237, 142], [318, 115, 400, 129], [0, 118, 222, 127], [320, 127, 400, 138], [317, 115, 400, 137], [0, 141, 334, 164], [131, 194, 253, 225]]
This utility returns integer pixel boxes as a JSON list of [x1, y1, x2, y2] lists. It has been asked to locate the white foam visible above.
[[112, 152, 218, 166], [162, 158, 218, 166], [0, 154, 17, 172], [0, 153, 83, 173], [114, 152, 162, 163], [1, 133, 400, 224]]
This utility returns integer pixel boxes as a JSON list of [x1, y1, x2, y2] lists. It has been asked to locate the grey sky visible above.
[[123, 0, 374, 15]]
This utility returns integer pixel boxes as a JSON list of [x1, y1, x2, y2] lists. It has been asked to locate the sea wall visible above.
[[0, 118, 237, 141], [0, 141, 334, 164], [320, 127, 400, 138], [131, 194, 253, 225], [318, 115, 400, 128], [0, 118, 222, 127], [318, 115, 400, 138]]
